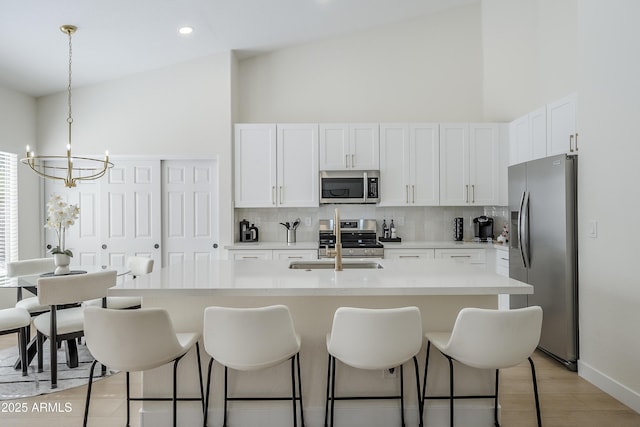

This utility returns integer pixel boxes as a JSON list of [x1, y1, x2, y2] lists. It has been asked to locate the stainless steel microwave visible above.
[[320, 170, 379, 204]]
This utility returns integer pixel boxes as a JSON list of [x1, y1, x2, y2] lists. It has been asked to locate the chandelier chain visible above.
[[67, 29, 73, 125]]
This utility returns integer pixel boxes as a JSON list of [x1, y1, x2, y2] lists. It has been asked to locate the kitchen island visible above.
[[111, 258, 532, 427]]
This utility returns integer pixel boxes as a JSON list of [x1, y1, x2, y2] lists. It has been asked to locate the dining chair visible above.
[[83, 307, 204, 427], [8, 258, 55, 316], [0, 307, 31, 376], [325, 306, 423, 427], [202, 305, 304, 427], [33, 269, 117, 388], [422, 306, 543, 427], [84, 256, 153, 309]]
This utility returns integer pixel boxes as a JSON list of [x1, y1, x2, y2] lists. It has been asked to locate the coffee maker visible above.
[[473, 216, 494, 242], [239, 219, 259, 242]]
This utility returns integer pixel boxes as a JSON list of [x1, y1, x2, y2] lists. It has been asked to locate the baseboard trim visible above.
[[579, 360, 640, 413], [140, 401, 498, 427]]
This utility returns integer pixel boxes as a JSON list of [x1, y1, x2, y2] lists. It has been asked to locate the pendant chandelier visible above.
[[21, 25, 113, 188]]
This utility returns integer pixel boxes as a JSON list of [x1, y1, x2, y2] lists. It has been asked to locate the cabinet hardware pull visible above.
[[472, 184, 475, 203], [412, 185, 415, 203], [465, 185, 469, 203], [406, 185, 409, 204], [500, 257, 509, 261], [272, 186, 276, 205], [288, 256, 303, 259], [569, 134, 574, 152], [351, 154, 355, 168], [345, 154, 349, 168], [399, 255, 420, 259], [280, 186, 283, 204], [575, 133, 579, 151], [243, 256, 259, 259], [451, 255, 471, 258]]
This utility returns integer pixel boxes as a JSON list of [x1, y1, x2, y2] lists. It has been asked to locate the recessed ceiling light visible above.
[[178, 26, 194, 35]]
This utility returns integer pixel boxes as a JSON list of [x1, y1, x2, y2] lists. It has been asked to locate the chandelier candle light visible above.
[[21, 25, 113, 188]]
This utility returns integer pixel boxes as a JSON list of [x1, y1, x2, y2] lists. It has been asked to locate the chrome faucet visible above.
[[325, 208, 343, 271]]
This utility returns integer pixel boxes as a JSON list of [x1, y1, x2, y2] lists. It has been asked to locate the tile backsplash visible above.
[[235, 205, 509, 244]]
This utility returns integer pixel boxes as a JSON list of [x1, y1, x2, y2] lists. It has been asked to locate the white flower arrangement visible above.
[[44, 194, 80, 257]]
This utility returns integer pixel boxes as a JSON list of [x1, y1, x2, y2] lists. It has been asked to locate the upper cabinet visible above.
[[547, 93, 578, 156], [234, 123, 318, 208], [509, 106, 547, 166], [439, 123, 500, 206], [379, 123, 439, 206], [319, 123, 379, 170]]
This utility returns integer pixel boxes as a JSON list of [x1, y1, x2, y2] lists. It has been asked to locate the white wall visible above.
[[36, 52, 235, 256], [576, 0, 640, 412], [0, 85, 41, 307], [482, 0, 578, 120], [238, 2, 484, 123]]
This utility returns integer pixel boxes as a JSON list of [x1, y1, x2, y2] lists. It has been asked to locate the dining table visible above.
[[1, 265, 127, 371]]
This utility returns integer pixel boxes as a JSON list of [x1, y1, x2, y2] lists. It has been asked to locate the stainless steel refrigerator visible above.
[[508, 154, 578, 371]]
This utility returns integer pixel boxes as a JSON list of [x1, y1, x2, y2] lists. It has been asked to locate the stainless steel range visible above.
[[318, 219, 384, 258]]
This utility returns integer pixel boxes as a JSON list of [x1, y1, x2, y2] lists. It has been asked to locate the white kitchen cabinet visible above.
[[435, 248, 486, 268], [495, 246, 509, 277], [379, 123, 439, 206], [319, 123, 379, 170], [235, 123, 318, 208], [384, 248, 435, 260], [229, 250, 273, 260], [229, 249, 318, 261], [272, 250, 318, 260], [547, 93, 578, 156], [439, 123, 500, 206], [509, 107, 547, 166]]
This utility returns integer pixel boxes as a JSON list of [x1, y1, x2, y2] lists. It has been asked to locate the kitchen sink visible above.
[[288, 260, 383, 270]]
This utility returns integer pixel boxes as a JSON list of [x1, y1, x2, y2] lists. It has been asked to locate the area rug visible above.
[[0, 341, 115, 400]]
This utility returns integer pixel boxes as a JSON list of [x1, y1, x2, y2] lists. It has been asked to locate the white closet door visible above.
[[43, 161, 102, 268], [100, 160, 161, 270], [162, 160, 219, 265]]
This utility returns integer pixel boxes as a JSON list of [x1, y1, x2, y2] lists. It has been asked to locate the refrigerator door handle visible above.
[[517, 191, 527, 267], [521, 191, 531, 268]]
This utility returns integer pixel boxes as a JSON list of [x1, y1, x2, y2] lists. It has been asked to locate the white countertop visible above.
[[225, 240, 508, 250], [111, 258, 532, 297]]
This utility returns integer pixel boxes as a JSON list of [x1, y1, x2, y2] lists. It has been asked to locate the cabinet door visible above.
[[469, 124, 499, 206], [234, 124, 277, 207], [229, 250, 273, 260], [410, 124, 439, 206], [529, 106, 547, 160], [319, 124, 349, 170], [547, 93, 577, 156], [509, 114, 530, 165], [439, 124, 470, 206], [384, 248, 435, 260], [272, 250, 318, 260], [379, 124, 410, 206], [349, 123, 380, 170], [277, 124, 319, 207], [435, 248, 486, 266]]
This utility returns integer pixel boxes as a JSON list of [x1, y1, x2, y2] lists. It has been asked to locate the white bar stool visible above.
[[0, 307, 31, 376], [84, 255, 153, 309], [83, 307, 204, 427], [202, 305, 304, 427], [422, 306, 543, 427], [325, 306, 424, 427]]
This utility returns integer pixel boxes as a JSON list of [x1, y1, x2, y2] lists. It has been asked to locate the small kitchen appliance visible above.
[[239, 219, 259, 242], [454, 217, 464, 241], [473, 216, 493, 242], [318, 219, 383, 258]]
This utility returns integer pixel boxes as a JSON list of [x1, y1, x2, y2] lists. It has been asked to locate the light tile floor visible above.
[[1, 334, 639, 426]]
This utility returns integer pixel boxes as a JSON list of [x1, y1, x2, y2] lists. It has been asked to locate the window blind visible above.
[[0, 151, 18, 276]]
